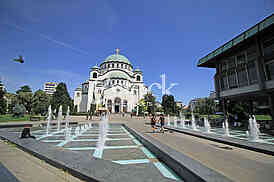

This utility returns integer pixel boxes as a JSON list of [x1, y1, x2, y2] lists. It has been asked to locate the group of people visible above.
[[150, 114, 165, 133]]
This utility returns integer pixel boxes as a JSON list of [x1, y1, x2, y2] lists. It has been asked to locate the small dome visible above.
[[92, 65, 100, 69]]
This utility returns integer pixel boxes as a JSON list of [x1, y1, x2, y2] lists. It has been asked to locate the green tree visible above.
[[16, 85, 33, 113], [31, 90, 50, 115], [51, 83, 72, 113], [16, 85, 32, 94], [143, 92, 156, 114], [161, 94, 176, 115], [13, 103, 26, 117], [0, 90, 7, 115], [5, 93, 18, 113]]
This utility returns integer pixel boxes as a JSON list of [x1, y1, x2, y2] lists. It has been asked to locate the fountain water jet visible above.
[[223, 118, 230, 136], [191, 112, 197, 130], [46, 105, 52, 135], [181, 114, 185, 129], [204, 117, 211, 133], [247, 115, 263, 142], [94, 113, 109, 158], [174, 116, 177, 128], [167, 114, 170, 126], [57, 105, 63, 131], [65, 106, 70, 129]]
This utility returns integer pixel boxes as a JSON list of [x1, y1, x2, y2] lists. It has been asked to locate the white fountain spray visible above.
[[204, 117, 211, 133], [167, 114, 170, 126], [223, 117, 230, 136], [65, 106, 70, 129], [57, 105, 63, 131], [174, 116, 177, 128], [95, 113, 109, 158], [191, 112, 197, 130], [181, 114, 185, 129], [247, 115, 262, 142], [46, 105, 52, 135]]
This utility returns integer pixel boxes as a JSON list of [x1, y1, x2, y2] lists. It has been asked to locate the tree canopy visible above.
[[16, 85, 32, 94], [161, 94, 176, 115], [31, 89, 50, 115], [51, 82, 72, 113], [0, 90, 7, 115]]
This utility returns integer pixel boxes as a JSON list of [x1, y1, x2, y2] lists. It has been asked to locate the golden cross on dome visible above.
[[115, 48, 120, 55]]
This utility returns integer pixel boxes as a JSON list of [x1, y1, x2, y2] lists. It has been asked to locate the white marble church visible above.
[[74, 48, 148, 113]]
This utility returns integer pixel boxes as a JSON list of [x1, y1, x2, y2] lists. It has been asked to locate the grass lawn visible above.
[[0, 114, 31, 122]]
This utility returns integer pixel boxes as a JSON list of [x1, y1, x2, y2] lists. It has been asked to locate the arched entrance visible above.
[[123, 100, 128, 113], [107, 100, 112, 113], [114, 97, 121, 113]]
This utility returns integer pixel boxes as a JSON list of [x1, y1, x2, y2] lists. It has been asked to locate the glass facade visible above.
[[217, 44, 258, 91]]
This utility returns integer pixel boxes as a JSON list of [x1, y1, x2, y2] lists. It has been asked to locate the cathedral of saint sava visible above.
[[74, 49, 148, 113]]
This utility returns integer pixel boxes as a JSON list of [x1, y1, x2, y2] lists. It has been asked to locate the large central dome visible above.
[[101, 48, 131, 65]]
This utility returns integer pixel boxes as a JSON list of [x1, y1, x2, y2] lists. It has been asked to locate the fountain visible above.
[[204, 117, 211, 133], [247, 115, 263, 142], [191, 112, 197, 130], [94, 113, 109, 158], [57, 105, 63, 131], [65, 106, 70, 129], [223, 117, 230, 136], [181, 114, 185, 129], [46, 105, 52, 135], [174, 116, 177, 128], [167, 114, 170, 126]]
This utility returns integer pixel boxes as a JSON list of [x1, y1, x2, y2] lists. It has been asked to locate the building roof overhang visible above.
[[197, 14, 274, 68]]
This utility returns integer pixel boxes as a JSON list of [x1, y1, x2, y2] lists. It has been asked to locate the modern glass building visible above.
[[197, 14, 274, 128]]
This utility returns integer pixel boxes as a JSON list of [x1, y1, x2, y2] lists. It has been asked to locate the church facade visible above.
[[74, 49, 148, 113]]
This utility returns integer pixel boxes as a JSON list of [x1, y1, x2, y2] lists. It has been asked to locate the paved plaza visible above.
[[1, 116, 274, 182]]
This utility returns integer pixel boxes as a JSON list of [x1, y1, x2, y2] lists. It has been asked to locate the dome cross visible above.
[[115, 48, 120, 55]]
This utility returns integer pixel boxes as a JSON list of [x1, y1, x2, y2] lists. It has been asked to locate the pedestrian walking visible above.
[[159, 114, 165, 133]]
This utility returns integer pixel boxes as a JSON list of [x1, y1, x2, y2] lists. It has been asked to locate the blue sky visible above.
[[0, 0, 273, 104]]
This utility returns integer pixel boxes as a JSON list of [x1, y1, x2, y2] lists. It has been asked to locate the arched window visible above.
[[136, 75, 141, 81], [121, 64, 123, 69], [112, 64, 114, 68], [117, 80, 119, 84], [112, 80, 115, 84], [108, 64, 110, 68], [117, 64, 119, 68], [121, 80, 123, 85], [93, 72, 97, 78], [76, 93, 80, 97]]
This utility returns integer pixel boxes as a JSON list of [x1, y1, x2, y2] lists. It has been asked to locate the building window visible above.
[[117, 64, 119, 68], [77, 93, 80, 97], [117, 80, 119, 84], [136, 75, 141, 81], [112, 64, 114, 68], [93, 72, 97, 78], [237, 69, 248, 87], [108, 64, 110, 68], [220, 75, 228, 90], [221, 61, 227, 72], [228, 70, 237, 88], [134, 90, 137, 95], [247, 61, 258, 84], [121, 80, 123, 84], [227, 57, 236, 70], [263, 34, 274, 57], [265, 61, 274, 80], [112, 80, 115, 84], [236, 53, 246, 65]]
